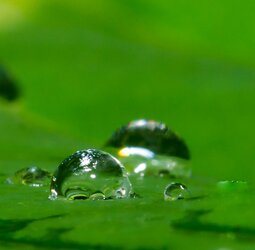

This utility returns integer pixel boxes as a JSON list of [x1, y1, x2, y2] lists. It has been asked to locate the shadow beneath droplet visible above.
[[0, 214, 66, 235], [0, 214, 165, 250], [171, 209, 255, 242], [185, 195, 207, 201], [0, 214, 120, 249]]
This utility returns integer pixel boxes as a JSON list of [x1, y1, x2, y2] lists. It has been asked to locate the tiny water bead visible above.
[[7, 166, 51, 187], [164, 183, 189, 201], [49, 149, 132, 200], [105, 119, 191, 178]]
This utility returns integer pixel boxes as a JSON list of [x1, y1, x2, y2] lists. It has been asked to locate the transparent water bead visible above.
[[115, 148, 191, 178], [49, 149, 132, 200], [6, 166, 51, 187], [105, 119, 191, 177], [164, 183, 189, 201], [105, 119, 190, 160]]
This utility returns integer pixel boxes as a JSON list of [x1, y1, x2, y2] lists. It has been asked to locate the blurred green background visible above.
[[1, 0, 255, 181], [1, 1, 255, 249]]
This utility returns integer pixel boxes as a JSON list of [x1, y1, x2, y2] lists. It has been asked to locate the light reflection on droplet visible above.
[[164, 183, 189, 201], [49, 149, 133, 201], [134, 163, 147, 175], [118, 147, 154, 158], [105, 119, 190, 160], [105, 119, 191, 178], [90, 174, 96, 179]]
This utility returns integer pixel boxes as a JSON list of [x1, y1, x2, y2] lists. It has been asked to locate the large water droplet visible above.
[[49, 149, 133, 200], [164, 183, 189, 201], [106, 119, 190, 159], [105, 119, 191, 177], [6, 166, 51, 187]]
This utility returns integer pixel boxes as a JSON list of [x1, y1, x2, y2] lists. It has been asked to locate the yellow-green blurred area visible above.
[[1, 1, 255, 249]]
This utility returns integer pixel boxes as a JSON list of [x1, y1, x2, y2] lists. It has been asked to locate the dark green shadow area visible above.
[[0, 66, 20, 102], [0, 214, 66, 235], [0, 215, 122, 250], [0, 213, 168, 250], [172, 209, 255, 242]]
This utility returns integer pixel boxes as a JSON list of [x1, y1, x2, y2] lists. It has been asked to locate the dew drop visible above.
[[105, 119, 191, 178], [106, 119, 190, 159], [7, 166, 51, 187], [164, 183, 189, 201], [49, 149, 133, 200]]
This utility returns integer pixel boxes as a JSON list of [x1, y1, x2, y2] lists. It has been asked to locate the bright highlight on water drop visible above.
[[49, 149, 133, 201], [105, 119, 191, 178]]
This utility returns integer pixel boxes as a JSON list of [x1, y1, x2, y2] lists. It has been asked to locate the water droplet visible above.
[[164, 183, 189, 201], [105, 119, 190, 160], [49, 149, 133, 200], [7, 166, 51, 187], [105, 119, 191, 177]]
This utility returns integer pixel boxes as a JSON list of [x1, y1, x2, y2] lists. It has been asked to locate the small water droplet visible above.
[[7, 166, 51, 187], [49, 149, 133, 201], [164, 183, 189, 201]]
